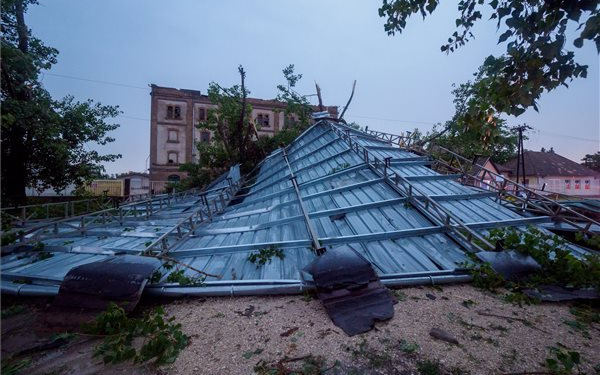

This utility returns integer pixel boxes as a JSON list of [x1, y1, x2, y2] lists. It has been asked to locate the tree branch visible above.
[[315, 82, 324, 112], [338, 80, 356, 121]]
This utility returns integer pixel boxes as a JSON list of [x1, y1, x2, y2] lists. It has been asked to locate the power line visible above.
[[39, 72, 600, 143], [346, 114, 437, 125], [534, 129, 599, 144], [42, 72, 150, 91], [118, 114, 150, 122]]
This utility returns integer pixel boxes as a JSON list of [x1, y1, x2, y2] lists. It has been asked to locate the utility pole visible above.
[[510, 124, 531, 191]]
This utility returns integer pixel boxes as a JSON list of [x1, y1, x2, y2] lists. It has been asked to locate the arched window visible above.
[[168, 175, 180, 182]]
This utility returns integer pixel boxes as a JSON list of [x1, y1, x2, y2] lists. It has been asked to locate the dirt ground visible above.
[[2, 284, 599, 375]]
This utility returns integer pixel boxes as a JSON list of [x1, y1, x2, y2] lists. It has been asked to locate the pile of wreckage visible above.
[[2, 120, 598, 335]]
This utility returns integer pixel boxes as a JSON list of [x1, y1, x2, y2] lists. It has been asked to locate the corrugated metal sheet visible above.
[[2, 121, 588, 296]]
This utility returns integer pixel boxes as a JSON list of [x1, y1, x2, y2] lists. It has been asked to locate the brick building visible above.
[[149, 84, 337, 191]]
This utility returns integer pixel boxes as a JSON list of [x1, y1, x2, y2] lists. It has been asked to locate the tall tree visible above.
[[581, 152, 600, 171], [379, 1, 599, 141], [427, 80, 520, 164], [1, 0, 121, 204], [179, 65, 315, 189]]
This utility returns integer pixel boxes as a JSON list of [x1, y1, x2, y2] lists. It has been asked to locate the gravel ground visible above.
[[2, 284, 599, 374], [164, 284, 600, 375]]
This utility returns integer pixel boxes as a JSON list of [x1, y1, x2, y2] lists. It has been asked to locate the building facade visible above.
[[500, 150, 600, 197], [149, 84, 337, 192]]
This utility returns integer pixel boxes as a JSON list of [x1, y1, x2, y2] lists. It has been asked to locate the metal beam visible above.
[[319, 226, 446, 245], [420, 192, 497, 202], [403, 174, 462, 181], [462, 216, 552, 230], [227, 164, 371, 210], [200, 198, 409, 234], [219, 178, 385, 220]]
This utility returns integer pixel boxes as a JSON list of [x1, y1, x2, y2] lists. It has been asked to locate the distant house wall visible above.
[[503, 173, 600, 197], [474, 160, 501, 190], [529, 175, 600, 196], [118, 174, 150, 196]]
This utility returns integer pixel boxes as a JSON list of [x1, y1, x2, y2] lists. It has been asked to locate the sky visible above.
[[27, 1, 599, 175]]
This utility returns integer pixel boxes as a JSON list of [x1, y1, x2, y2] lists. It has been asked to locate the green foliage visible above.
[[430, 83, 520, 163], [581, 151, 600, 172], [379, 0, 598, 150], [393, 289, 407, 301], [379, 1, 598, 117], [562, 319, 591, 339], [545, 345, 582, 375], [398, 339, 420, 353], [350, 339, 392, 368], [1, 0, 121, 203], [150, 261, 204, 286], [254, 355, 329, 375], [488, 226, 600, 289], [276, 64, 314, 129], [328, 162, 351, 175], [165, 269, 204, 286], [83, 302, 189, 365], [242, 348, 263, 360], [574, 231, 600, 251], [247, 247, 285, 267], [503, 292, 539, 307], [182, 65, 313, 189], [1, 304, 26, 318], [1, 212, 21, 246], [416, 359, 442, 375], [470, 262, 505, 292], [1, 358, 31, 375], [569, 305, 600, 325], [470, 226, 600, 300]]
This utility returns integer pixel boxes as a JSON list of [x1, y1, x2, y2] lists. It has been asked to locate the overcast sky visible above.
[[27, 0, 599, 175]]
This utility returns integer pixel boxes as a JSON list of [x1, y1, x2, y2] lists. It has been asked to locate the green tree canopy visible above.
[[1, 0, 121, 203], [379, 0, 599, 141], [179, 65, 315, 190], [581, 151, 600, 171]]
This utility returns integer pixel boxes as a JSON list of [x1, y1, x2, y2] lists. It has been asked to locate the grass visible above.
[[1, 305, 26, 319], [417, 359, 442, 375], [398, 339, 420, 353]]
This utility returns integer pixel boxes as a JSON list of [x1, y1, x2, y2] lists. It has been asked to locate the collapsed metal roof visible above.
[[0, 120, 591, 296]]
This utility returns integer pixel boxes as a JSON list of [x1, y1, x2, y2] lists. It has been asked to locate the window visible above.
[[565, 179, 571, 189], [166, 105, 182, 120], [197, 108, 206, 122], [575, 179, 581, 190], [200, 131, 211, 143], [130, 178, 142, 189], [168, 129, 178, 142], [256, 113, 270, 127], [167, 152, 178, 164], [585, 180, 591, 190], [168, 175, 180, 182]]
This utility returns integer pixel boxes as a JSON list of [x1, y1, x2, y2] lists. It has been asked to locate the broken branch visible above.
[[155, 254, 221, 279], [338, 80, 356, 121], [315, 81, 324, 112]]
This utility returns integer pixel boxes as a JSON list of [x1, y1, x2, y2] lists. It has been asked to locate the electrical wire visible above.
[[42, 72, 150, 91]]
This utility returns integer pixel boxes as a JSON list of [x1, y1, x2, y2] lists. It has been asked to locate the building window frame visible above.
[[197, 107, 207, 123], [166, 105, 182, 120], [167, 151, 179, 164], [167, 129, 179, 143], [256, 113, 270, 128], [200, 130, 211, 143]]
